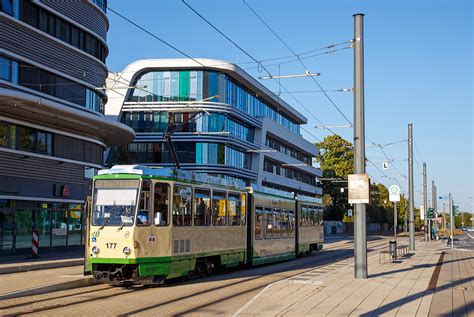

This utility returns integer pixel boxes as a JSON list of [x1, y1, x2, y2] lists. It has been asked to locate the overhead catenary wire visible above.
[[242, 0, 353, 126], [180, 0, 335, 139]]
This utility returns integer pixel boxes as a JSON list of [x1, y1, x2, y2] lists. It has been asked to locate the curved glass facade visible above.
[[109, 142, 251, 169], [128, 70, 300, 134], [120, 111, 253, 142], [0, 55, 103, 113]]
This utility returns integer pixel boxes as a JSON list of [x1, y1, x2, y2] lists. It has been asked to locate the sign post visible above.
[[389, 185, 401, 244]]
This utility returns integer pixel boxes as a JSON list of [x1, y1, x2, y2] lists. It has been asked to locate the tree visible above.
[[316, 135, 353, 221]]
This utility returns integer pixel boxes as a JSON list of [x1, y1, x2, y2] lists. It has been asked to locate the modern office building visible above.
[[106, 59, 322, 197], [0, 0, 134, 255]]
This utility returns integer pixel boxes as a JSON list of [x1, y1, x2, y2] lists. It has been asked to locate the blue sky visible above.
[[105, 0, 473, 213]]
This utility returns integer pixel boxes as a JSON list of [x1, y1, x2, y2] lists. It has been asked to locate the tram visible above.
[[87, 165, 323, 285]]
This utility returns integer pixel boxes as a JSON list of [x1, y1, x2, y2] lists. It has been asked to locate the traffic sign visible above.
[[389, 185, 400, 202], [382, 162, 389, 170]]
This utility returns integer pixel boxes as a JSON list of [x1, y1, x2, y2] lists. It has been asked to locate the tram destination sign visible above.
[[348, 174, 370, 204]]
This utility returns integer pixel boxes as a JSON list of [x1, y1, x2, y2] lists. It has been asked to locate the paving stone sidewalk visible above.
[[0, 265, 91, 299], [236, 239, 473, 316]]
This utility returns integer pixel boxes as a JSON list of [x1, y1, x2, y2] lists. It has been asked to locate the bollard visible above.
[[26, 230, 40, 259], [389, 240, 397, 261]]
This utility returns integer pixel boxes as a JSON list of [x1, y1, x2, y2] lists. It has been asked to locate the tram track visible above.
[[0, 236, 399, 316]]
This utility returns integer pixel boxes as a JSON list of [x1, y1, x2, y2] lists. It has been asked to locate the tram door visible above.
[[83, 196, 92, 275], [0, 211, 14, 254]]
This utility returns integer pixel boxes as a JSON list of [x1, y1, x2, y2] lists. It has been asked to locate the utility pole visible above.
[[449, 193, 454, 249], [423, 163, 428, 241], [394, 201, 398, 242], [408, 123, 415, 250], [353, 13, 367, 279], [432, 182, 437, 239]]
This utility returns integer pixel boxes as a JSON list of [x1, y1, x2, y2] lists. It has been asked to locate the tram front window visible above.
[[92, 180, 140, 227]]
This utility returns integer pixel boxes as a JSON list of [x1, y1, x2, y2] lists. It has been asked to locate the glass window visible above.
[[227, 192, 241, 226], [241, 193, 246, 226], [194, 188, 211, 226], [37, 131, 47, 154], [137, 180, 151, 226], [34, 209, 51, 248], [15, 209, 32, 250], [71, 26, 80, 48], [255, 206, 263, 240], [17, 126, 36, 152], [92, 180, 139, 227], [264, 208, 273, 239], [173, 184, 192, 226], [0, 56, 11, 81], [0, 122, 9, 147], [67, 204, 82, 246], [51, 210, 67, 247], [20, 0, 37, 26], [211, 190, 226, 226], [288, 210, 295, 237], [1, 0, 14, 15], [300, 205, 307, 227], [281, 209, 289, 238], [153, 182, 169, 226], [273, 208, 282, 239]]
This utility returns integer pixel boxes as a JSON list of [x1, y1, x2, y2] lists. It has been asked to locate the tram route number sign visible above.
[[348, 174, 370, 204], [389, 185, 401, 202]]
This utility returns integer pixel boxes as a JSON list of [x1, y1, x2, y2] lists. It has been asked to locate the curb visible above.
[[0, 259, 84, 275], [0, 277, 96, 300]]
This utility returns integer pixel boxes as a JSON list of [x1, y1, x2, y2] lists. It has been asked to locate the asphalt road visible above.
[[0, 236, 393, 316], [454, 232, 474, 250]]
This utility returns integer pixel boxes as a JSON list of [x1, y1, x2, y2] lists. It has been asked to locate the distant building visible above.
[[106, 59, 322, 197], [0, 0, 134, 255]]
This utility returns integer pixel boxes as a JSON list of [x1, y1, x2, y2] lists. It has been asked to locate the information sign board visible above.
[[348, 174, 370, 204]]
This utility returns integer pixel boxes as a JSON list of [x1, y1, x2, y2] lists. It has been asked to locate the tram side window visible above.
[[281, 209, 289, 238], [173, 185, 192, 226], [273, 208, 281, 239], [154, 183, 170, 226], [255, 206, 263, 239], [318, 207, 324, 226], [288, 210, 295, 237], [300, 205, 307, 227], [264, 207, 273, 239], [211, 190, 226, 226], [227, 192, 241, 226], [194, 188, 211, 226], [310, 206, 316, 226], [137, 180, 151, 226], [241, 193, 246, 226]]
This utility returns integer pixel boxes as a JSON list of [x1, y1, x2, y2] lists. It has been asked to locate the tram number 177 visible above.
[[106, 243, 117, 249]]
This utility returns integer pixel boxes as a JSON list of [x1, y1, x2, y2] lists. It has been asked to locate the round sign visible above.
[[389, 185, 400, 195]]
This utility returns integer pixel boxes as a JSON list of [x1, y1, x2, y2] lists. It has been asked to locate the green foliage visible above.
[[316, 135, 400, 225], [316, 135, 353, 221]]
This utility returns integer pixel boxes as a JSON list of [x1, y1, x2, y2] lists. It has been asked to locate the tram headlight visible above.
[[122, 246, 132, 256], [91, 246, 100, 255]]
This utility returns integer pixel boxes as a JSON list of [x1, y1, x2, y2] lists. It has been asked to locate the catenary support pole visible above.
[[408, 124, 415, 250], [449, 193, 454, 249], [432, 181, 436, 240], [423, 163, 428, 241], [353, 13, 367, 279]]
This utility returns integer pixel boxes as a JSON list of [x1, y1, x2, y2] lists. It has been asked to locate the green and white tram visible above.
[[87, 165, 323, 285]]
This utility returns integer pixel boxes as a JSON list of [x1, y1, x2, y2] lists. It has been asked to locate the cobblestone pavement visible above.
[[0, 237, 391, 316]]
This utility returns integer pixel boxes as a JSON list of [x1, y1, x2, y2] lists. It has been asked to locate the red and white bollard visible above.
[[31, 230, 40, 258]]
